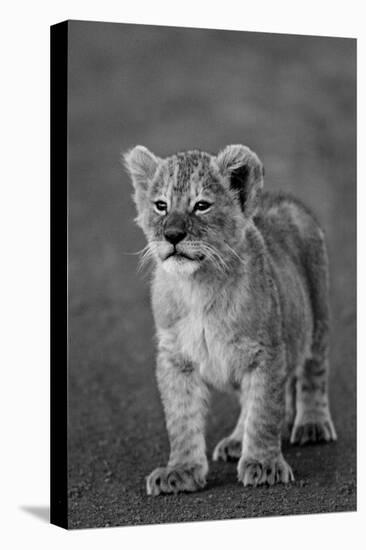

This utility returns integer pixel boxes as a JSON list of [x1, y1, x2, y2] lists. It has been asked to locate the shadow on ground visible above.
[[67, 21, 356, 529], [21, 506, 49, 523]]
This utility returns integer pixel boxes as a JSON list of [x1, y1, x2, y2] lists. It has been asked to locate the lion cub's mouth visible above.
[[164, 250, 204, 262]]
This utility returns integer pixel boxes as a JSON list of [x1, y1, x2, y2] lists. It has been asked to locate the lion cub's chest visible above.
[[176, 306, 232, 389]]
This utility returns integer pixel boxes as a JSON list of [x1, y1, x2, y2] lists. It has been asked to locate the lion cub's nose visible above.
[[164, 213, 187, 245], [164, 227, 187, 245]]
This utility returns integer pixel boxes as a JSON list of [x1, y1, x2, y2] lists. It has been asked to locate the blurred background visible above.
[[67, 21, 356, 528]]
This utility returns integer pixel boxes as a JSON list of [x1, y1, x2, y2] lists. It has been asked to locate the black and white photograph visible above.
[[51, 19, 356, 530]]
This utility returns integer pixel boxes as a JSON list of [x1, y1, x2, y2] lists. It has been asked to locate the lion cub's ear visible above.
[[123, 145, 161, 212], [216, 144, 264, 217]]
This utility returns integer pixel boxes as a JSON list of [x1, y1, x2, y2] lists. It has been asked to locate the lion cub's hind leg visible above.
[[283, 375, 297, 441], [290, 233, 337, 445], [290, 355, 337, 445], [212, 390, 248, 462]]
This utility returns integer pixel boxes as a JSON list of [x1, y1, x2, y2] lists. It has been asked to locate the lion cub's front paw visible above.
[[212, 437, 242, 462], [237, 454, 294, 486], [146, 464, 207, 496]]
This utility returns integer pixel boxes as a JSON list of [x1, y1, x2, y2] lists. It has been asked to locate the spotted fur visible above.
[[123, 144, 337, 495]]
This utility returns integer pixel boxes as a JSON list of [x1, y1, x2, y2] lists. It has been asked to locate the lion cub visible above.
[[124, 144, 337, 495]]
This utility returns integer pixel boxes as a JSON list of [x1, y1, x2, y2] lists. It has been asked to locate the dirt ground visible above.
[[67, 21, 356, 529]]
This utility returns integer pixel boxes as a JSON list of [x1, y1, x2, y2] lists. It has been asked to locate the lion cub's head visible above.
[[124, 145, 264, 277]]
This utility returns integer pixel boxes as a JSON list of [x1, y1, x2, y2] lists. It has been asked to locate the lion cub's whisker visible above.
[[122, 244, 151, 256], [137, 242, 159, 272], [224, 242, 246, 264]]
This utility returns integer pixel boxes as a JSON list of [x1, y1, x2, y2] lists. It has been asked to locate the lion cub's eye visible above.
[[154, 200, 168, 214], [194, 201, 212, 213]]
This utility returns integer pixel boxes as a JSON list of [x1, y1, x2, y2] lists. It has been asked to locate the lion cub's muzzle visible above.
[[155, 212, 205, 269], [163, 212, 187, 246]]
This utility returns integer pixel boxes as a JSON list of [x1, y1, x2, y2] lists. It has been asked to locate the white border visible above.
[[0, 1, 362, 548]]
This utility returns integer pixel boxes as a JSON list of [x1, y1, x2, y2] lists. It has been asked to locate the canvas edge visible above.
[[50, 20, 69, 530]]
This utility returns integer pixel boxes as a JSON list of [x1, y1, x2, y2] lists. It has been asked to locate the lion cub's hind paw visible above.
[[238, 455, 294, 486], [146, 465, 206, 496], [212, 437, 242, 462], [290, 418, 337, 445]]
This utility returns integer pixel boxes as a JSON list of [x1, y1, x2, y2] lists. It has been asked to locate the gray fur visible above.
[[123, 144, 337, 495]]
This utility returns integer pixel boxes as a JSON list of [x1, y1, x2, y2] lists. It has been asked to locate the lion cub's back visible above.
[[255, 190, 324, 260], [254, 191, 326, 365]]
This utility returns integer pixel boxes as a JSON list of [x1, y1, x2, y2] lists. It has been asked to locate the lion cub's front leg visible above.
[[238, 347, 294, 486], [146, 350, 209, 496]]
